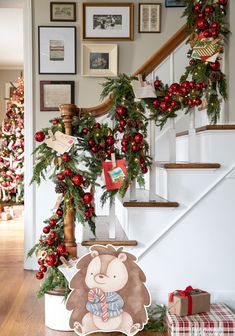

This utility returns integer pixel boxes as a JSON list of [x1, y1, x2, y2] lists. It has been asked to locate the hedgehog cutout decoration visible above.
[[66, 244, 151, 336]]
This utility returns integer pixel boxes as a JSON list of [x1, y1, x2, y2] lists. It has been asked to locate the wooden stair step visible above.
[[157, 163, 221, 169], [123, 189, 179, 208], [81, 216, 137, 247], [176, 125, 235, 137]]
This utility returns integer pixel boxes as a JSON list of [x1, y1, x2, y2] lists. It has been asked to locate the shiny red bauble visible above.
[[131, 144, 140, 152], [171, 101, 178, 109], [49, 219, 57, 227], [123, 134, 130, 141], [46, 238, 55, 246], [204, 5, 214, 14], [119, 119, 126, 127], [91, 146, 98, 153], [160, 101, 168, 111], [187, 99, 195, 107], [57, 173, 65, 181], [88, 139, 95, 147], [45, 254, 58, 266], [153, 99, 159, 108], [64, 168, 72, 176], [105, 135, 115, 146], [195, 98, 202, 106], [141, 166, 148, 174], [121, 139, 127, 146], [217, 0, 227, 5], [116, 106, 127, 117], [106, 148, 113, 155], [89, 206, 95, 214], [85, 210, 92, 218], [62, 153, 70, 162], [154, 79, 162, 87], [181, 81, 190, 88], [164, 94, 172, 103], [210, 61, 220, 70], [194, 4, 202, 12], [56, 208, 63, 217], [43, 226, 51, 234], [196, 18, 209, 31], [94, 122, 101, 129], [211, 21, 220, 29], [82, 192, 93, 204], [72, 174, 83, 186], [202, 30, 211, 38], [198, 13, 205, 19], [189, 59, 196, 66], [211, 29, 219, 38], [52, 119, 59, 125], [39, 265, 47, 273], [36, 271, 44, 280], [50, 231, 57, 239], [122, 146, 127, 153], [134, 133, 144, 144], [34, 131, 45, 142], [56, 244, 67, 256], [82, 128, 89, 135], [118, 127, 125, 133], [38, 258, 44, 266]]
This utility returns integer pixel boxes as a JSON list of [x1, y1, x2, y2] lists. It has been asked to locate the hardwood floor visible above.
[[0, 218, 73, 336]]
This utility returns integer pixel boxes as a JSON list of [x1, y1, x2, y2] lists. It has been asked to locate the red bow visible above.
[[169, 285, 194, 315]]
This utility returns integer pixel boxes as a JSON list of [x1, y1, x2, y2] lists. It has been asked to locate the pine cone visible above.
[[55, 182, 67, 194]]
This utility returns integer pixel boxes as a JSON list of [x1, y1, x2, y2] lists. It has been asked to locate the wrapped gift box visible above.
[[168, 286, 210, 316], [167, 303, 235, 336]]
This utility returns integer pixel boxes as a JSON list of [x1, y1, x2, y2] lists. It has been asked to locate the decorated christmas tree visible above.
[[0, 76, 24, 203]]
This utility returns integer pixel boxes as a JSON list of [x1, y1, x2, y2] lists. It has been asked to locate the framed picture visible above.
[[40, 81, 75, 111], [50, 2, 76, 22], [38, 26, 76, 74], [82, 44, 118, 77], [83, 2, 134, 41], [165, 0, 186, 7], [139, 3, 161, 33]]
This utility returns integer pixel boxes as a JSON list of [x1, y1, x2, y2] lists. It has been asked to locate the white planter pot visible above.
[[45, 292, 72, 331]]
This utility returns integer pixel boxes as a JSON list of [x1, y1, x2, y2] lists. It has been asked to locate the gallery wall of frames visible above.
[[39, 1, 186, 111]]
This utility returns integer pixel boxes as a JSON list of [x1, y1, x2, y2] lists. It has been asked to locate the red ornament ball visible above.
[[45, 254, 58, 267], [122, 146, 127, 153], [106, 148, 114, 155], [194, 4, 202, 12], [141, 166, 148, 174], [34, 131, 45, 142], [36, 271, 44, 280], [91, 146, 98, 153], [134, 133, 144, 144], [83, 192, 93, 204], [52, 119, 59, 125], [196, 18, 209, 31], [56, 208, 63, 217], [56, 244, 67, 256], [202, 30, 211, 38], [187, 99, 195, 107], [82, 128, 89, 135], [211, 29, 219, 38], [57, 173, 65, 181], [89, 206, 95, 214], [72, 174, 83, 186], [118, 127, 125, 133], [195, 98, 202, 106], [64, 168, 72, 176], [38, 258, 44, 266], [131, 144, 140, 152], [105, 135, 115, 146], [160, 101, 168, 111], [153, 99, 160, 108], [49, 219, 57, 227], [94, 122, 101, 129], [164, 94, 172, 103], [43, 226, 51, 234], [211, 21, 220, 29], [210, 61, 220, 70], [85, 210, 92, 218], [217, 0, 227, 5], [204, 5, 214, 14], [154, 79, 162, 88], [198, 13, 205, 19], [50, 231, 57, 240], [119, 119, 126, 127], [123, 134, 130, 141], [116, 106, 127, 117], [46, 238, 54, 246], [88, 139, 95, 147], [171, 101, 178, 109], [39, 265, 47, 273], [62, 153, 70, 162], [189, 59, 196, 66]]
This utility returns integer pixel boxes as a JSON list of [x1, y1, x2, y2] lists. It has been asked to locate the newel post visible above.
[[59, 104, 78, 258]]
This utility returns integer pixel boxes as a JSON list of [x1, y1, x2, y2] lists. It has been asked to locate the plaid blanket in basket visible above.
[[167, 303, 235, 336]]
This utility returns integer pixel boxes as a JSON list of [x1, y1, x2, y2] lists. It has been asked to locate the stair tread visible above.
[[123, 189, 179, 208], [81, 216, 137, 246], [157, 162, 220, 169], [176, 125, 235, 137]]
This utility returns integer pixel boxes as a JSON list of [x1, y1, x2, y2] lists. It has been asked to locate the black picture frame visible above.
[[138, 3, 161, 33], [40, 81, 75, 111], [165, 0, 186, 7], [38, 26, 76, 74], [50, 2, 76, 22]]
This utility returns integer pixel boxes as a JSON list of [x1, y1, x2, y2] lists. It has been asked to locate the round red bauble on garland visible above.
[[121, 146, 127, 153], [43, 226, 50, 234], [196, 18, 209, 31], [34, 131, 45, 142], [217, 0, 227, 5], [36, 271, 44, 280], [210, 61, 220, 70], [88, 139, 95, 147], [160, 101, 168, 111], [119, 119, 126, 127], [50, 231, 57, 240], [56, 244, 67, 256], [189, 59, 196, 66], [56, 208, 63, 217], [52, 119, 59, 125], [82, 128, 89, 135], [94, 122, 101, 129], [153, 99, 159, 108], [39, 265, 47, 273], [154, 79, 162, 88], [72, 174, 83, 186], [194, 4, 202, 12], [64, 168, 72, 176], [164, 95, 172, 103], [131, 144, 140, 152], [105, 135, 115, 146], [211, 29, 219, 38], [106, 148, 113, 155], [89, 206, 95, 215], [204, 5, 214, 14], [91, 146, 98, 153], [116, 106, 127, 117], [141, 166, 148, 174], [198, 13, 205, 19], [211, 21, 220, 30], [171, 101, 178, 109], [118, 127, 125, 133], [121, 139, 127, 146], [83, 192, 93, 204], [57, 173, 65, 181], [46, 238, 54, 246], [202, 30, 211, 38], [195, 98, 202, 106], [134, 133, 144, 144], [123, 134, 130, 141], [187, 99, 195, 107], [85, 210, 92, 218], [45, 254, 58, 267], [62, 153, 70, 162], [38, 258, 44, 266], [49, 219, 57, 227]]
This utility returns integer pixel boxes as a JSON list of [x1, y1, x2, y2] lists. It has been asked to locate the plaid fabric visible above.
[[167, 303, 235, 336]]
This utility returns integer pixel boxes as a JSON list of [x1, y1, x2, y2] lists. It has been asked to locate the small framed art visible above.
[[139, 3, 161, 33], [50, 2, 76, 22], [165, 0, 186, 7], [38, 26, 76, 74], [40, 81, 75, 111], [83, 2, 134, 41], [82, 44, 118, 77]]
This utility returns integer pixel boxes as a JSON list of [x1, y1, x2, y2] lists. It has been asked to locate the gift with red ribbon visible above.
[[168, 285, 210, 317]]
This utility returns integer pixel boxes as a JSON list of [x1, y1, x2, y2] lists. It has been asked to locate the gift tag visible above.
[[131, 80, 156, 99], [108, 166, 125, 183], [45, 131, 76, 154]]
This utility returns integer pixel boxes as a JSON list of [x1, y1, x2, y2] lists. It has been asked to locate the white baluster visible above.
[[109, 201, 116, 239], [169, 119, 176, 162], [129, 179, 137, 201], [188, 107, 197, 163]]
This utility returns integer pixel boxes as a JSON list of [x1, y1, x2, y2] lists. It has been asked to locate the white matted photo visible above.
[[139, 3, 161, 33], [82, 44, 118, 77], [38, 26, 76, 74], [83, 3, 134, 40]]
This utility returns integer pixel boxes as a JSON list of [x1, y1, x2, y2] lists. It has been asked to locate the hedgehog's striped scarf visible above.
[[86, 288, 124, 321]]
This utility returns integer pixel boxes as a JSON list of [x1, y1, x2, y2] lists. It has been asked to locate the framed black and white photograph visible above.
[[38, 26, 76, 74], [139, 3, 161, 33], [40, 81, 75, 111], [83, 3, 134, 40], [50, 2, 76, 22], [165, 0, 186, 7], [82, 44, 118, 77]]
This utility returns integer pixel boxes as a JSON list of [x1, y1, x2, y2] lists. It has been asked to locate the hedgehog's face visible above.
[[85, 252, 128, 292]]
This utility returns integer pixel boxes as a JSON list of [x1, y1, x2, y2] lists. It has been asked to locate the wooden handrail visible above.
[[79, 24, 188, 117]]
